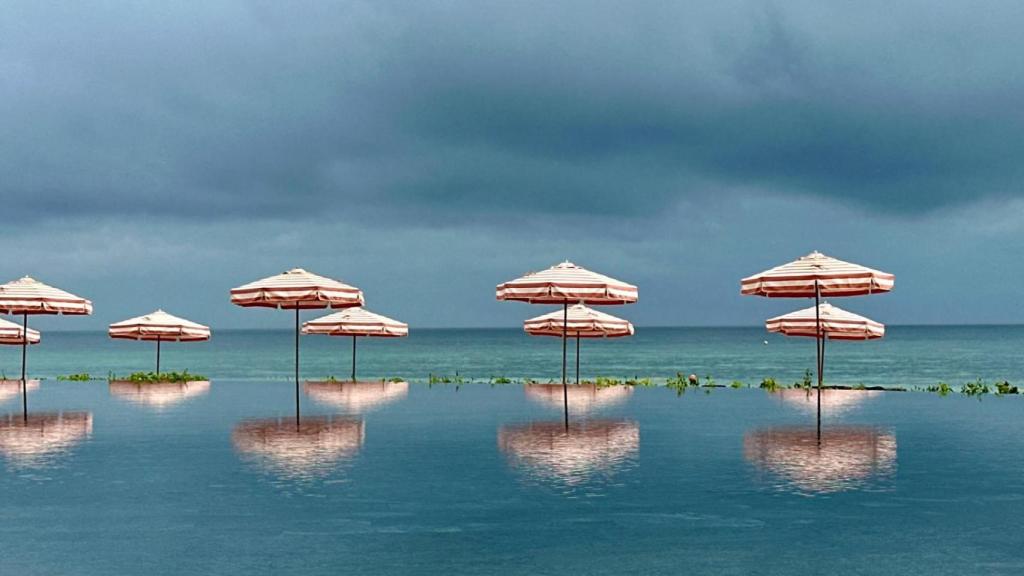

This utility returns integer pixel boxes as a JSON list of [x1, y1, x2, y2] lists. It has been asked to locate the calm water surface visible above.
[[1, 327, 1023, 575]]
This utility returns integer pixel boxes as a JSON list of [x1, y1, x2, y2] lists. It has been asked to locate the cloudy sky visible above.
[[2, 1, 1023, 329]]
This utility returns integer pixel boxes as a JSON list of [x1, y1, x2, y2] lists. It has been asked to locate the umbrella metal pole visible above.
[[156, 337, 161, 375], [295, 307, 300, 428], [351, 335, 357, 382], [21, 313, 28, 422], [562, 302, 568, 429], [814, 280, 822, 442], [575, 334, 580, 385]]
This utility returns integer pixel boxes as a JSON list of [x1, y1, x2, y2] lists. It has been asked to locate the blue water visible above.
[[1, 327, 1024, 575]]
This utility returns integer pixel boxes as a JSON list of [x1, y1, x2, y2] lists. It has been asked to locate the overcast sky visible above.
[[2, 1, 1023, 329]]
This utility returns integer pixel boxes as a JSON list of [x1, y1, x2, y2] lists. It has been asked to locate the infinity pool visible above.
[[1, 380, 1022, 575]]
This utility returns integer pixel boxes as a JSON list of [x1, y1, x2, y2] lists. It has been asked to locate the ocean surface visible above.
[[1, 326, 1024, 575]]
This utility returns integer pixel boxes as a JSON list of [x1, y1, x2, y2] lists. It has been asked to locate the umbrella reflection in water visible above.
[[744, 426, 896, 494], [0, 380, 39, 406], [0, 412, 93, 469], [773, 388, 881, 418], [304, 380, 408, 413], [498, 420, 639, 487], [524, 383, 632, 414], [232, 416, 365, 480], [108, 380, 211, 409]]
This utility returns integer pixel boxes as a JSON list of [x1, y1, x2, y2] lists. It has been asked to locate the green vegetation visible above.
[[961, 379, 990, 397], [994, 380, 1019, 395], [730, 380, 744, 389], [57, 373, 96, 381], [759, 377, 782, 392], [625, 377, 653, 387], [428, 373, 466, 385], [110, 370, 206, 383], [490, 376, 513, 384], [795, 369, 813, 389], [926, 382, 953, 396]]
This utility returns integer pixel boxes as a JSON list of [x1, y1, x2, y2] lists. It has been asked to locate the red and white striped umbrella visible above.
[[497, 261, 638, 305], [0, 276, 92, 418], [498, 262, 637, 426], [303, 307, 408, 381], [0, 276, 93, 316], [766, 302, 884, 340], [0, 317, 39, 346], [230, 268, 364, 309], [525, 304, 634, 384], [741, 251, 894, 298], [109, 310, 211, 374], [230, 268, 364, 423]]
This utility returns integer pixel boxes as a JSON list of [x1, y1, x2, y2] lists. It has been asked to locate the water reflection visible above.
[[744, 426, 897, 494], [304, 380, 408, 413], [0, 380, 39, 406], [772, 389, 881, 418], [232, 416, 365, 480], [0, 412, 93, 469], [108, 380, 211, 409], [498, 420, 639, 487], [524, 383, 633, 414]]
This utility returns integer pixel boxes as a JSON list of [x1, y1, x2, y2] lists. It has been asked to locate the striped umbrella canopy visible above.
[[767, 302, 884, 340], [525, 304, 633, 384], [303, 307, 408, 382], [741, 251, 894, 298], [230, 268, 364, 423], [498, 262, 637, 427], [742, 252, 893, 438], [109, 310, 211, 374], [0, 276, 92, 419], [0, 317, 39, 346]]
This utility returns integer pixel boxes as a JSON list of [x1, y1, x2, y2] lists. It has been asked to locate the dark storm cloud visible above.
[[2, 0, 1023, 225]]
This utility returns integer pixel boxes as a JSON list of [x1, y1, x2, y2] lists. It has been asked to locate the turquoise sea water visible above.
[[1, 327, 1024, 575]]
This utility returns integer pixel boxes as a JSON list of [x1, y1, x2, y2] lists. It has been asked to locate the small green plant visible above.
[[666, 373, 687, 387], [961, 379, 990, 397], [730, 380, 744, 389], [926, 382, 954, 396], [387, 377, 405, 383], [111, 370, 206, 383], [994, 380, 1019, 395], [57, 373, 94, 381], [853, 383, 867, 390], [793, 369, 813, 390], [624, 377, 652, 387], [702, 375, 717, 388], [491, 376, 513, 384], [428, 373, 466, 385], [759, 377, 782, 392]]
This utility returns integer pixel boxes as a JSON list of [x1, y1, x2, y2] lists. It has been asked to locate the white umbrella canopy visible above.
[[0, 317, 39, 345], [230, 268, 364, 423], [525, 304, 633, 384], [498, 262, 638, 427], [0, 276, 92, 419], [109, 309, 211, 374]]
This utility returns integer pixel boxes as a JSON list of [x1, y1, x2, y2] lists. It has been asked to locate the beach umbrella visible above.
[[302, 307, 408, 382], [108, 309, 211, 374], [743, 426, 896, 494], [524, 303, 633, 384], [230, 268, 363, 422], [767, 301, 884, 386], [0, 317, 40, 346], [741, 252, 893, 436], [497, 261, 638, 426], [0, 276, 92, 419]]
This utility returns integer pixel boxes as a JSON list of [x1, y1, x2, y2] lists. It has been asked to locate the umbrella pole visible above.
[[351, 335, 357, 382], [575, 333, 580, 385], [156, 337, 161, 375], [562, 302, 568, 429], [814, 280, 822, 442], [21, 313, 28, 422], [295, 307, 300, 427]]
